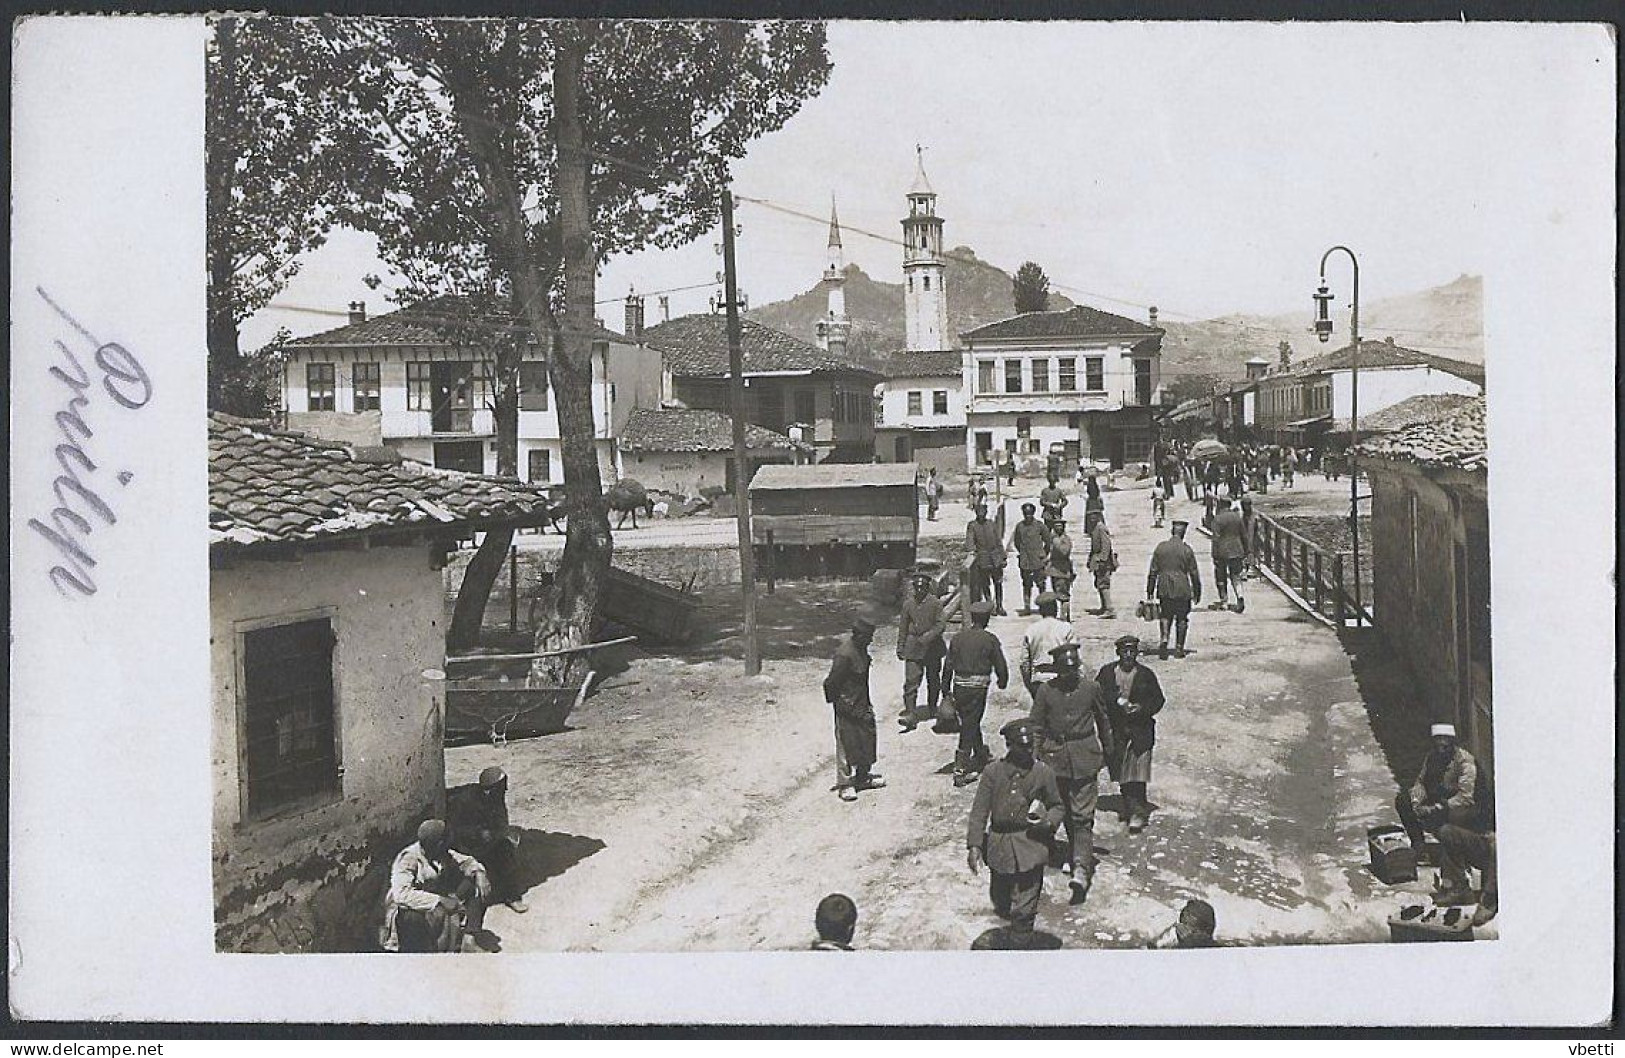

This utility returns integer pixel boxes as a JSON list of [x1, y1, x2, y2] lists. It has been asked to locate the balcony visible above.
[[967, 390, 1122, 415]]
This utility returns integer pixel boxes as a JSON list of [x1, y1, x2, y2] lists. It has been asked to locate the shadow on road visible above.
[[511, 828, 607, 896], [1338, 626, 1433, 787], [650, 581, 896, 664]]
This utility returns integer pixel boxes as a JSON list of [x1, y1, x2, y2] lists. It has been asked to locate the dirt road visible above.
[[450, 479, 1441, 952]]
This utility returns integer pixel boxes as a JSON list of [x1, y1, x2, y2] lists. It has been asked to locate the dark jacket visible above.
[[967, 756, 1064, 873], [897, 592, 947, 661], [824, 636, 877, 769], [1095, 660, 1167, 758], [1030, 675, 1113, 780]]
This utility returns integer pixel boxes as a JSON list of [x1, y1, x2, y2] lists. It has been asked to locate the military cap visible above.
[[1114, 634, 1141, 651], [999, 717, 1036, 744], [910, 568, 936, 584], [968, 599, 996, 618], [1048, 642, 1082, 667], [1021, 502, 1037, 514], [478, 766, 507, 788], [416, 818, 447, 845], [1430, 723, 1457, 738], [1171, 518, 1190, 529]]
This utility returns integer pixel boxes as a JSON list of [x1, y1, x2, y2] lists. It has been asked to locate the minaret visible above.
[[902, 146, 949, 352], [815, 194, 850, 356]]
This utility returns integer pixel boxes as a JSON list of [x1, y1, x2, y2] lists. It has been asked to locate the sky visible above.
[[243, 20, 1591, 350]]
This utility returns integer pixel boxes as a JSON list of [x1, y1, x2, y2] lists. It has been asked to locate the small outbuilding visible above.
[[617, 407, 807, 500], [209, 413, 555, 952], [749, 461, 921, 579]]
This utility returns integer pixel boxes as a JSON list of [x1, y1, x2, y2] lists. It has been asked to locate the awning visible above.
[[1286, 414, 1331, 428]]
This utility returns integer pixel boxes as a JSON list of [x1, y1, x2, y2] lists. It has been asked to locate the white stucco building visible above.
[[209, 413, 554, 952], [280, 297, 663, 485], [961, 304, 1166, 471]]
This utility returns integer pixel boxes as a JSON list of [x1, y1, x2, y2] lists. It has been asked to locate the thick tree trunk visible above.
[[441, 22, 609, 674], [205, 17, 246, 415], [446, 340, 521, 652], [531, 26, 612, 676]]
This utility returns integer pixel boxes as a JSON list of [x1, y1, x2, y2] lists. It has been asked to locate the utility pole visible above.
[[722, 187, 761, 675]]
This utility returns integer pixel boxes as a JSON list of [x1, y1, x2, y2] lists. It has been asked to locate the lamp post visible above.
[[1314, 245, 1363, 626]]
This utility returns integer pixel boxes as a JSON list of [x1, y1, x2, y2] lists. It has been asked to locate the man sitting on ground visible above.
[[381, 819, 493, 953], [447, 766, 529, 914], [1396, 723, 1494, 917], [1148, 899, 1220, 949]]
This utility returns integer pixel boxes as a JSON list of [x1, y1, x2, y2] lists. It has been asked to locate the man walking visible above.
[[1020, 592, 1077, 702], [823, 614, 887, 802], [1086, 509, 1118, 619], [1007, 503, 1052, 615], [1096, 635, 1167, 834], [1038, 471, 1068, 525], [1045, 516, 1076, 621], [966, 718, 1064, 948], [1209, 498, 1248, 613], [924, 467, 944, 521], [897, 570, 949, 732], [965, 502, 1007, 615], [1030, 642, 1114, 905], [1146, 519, 1202, 659], [943, 599, 1010, 786]]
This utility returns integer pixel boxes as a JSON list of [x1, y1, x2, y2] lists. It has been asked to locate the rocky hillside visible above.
[[750, 254, 1482, 385], [747, 246, 1074, 359], [1159, 274, 1483, 382]]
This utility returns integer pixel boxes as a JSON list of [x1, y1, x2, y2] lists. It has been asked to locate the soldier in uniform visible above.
[[823, 614, 887, 802], [1007, 503, 1052, 615], [447, 765, 528, 913], [1045, 517, 1076, 621], [966, 718, 1065, 948], [896, 570, 948, 732], [1096, 634, 1167, 834], [965, 502, 1007, 614], [1029, 642, 1114, 905], [943, 598, 1010, 786], [1146, 519, 1202, 659]]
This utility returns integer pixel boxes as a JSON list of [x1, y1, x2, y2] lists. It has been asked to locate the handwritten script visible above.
[[28, 287, 154, 597]]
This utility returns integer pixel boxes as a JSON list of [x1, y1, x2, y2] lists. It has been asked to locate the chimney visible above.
[[828, 333, 848, 359], [658, 295, 670, 322], [624, 289, 645, 340], [348, 300, 366, 325], [1148, 306, 1159, 326]]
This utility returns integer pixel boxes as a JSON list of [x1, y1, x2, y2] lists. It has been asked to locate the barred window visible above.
[[241, 618, 339, 819]]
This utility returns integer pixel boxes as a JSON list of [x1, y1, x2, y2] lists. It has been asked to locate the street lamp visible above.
[[1315, 245, 1363, 627]]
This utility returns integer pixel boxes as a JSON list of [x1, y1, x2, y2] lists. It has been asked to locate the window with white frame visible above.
[[406, 362, 433, 411], [907, 391, 923, 416], [932, 390, 948, 415], [351, 362, 380, 412], [977, 361, 996, 394], [1032, 359, 1050, 393], [1085, 357, 1104, 391], [519, 362, 550, 411], [1004, 360, 1023, 394], [1058, 357, 1077, 392], [306, 363, 335, 412]]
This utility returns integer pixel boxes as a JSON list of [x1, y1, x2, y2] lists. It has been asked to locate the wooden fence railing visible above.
[[1251, 512, 1372, 628]]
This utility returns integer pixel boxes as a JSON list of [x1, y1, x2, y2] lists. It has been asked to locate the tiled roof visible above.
[[1293, 340, 1484, 385], [288, 296, 626, 348], [618, 408, 805, 453], [962, 305, 1163, 343], [1330, 392, 1479, 434], [880, 350, 962, 379], [749, 462, 919, 491], [1354, 396, 1487, 471], [640, 314, 882, 380], [209, 413, 555, 550]]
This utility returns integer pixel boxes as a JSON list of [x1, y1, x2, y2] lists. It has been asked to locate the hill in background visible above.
[[747, 253, 1482, 385]]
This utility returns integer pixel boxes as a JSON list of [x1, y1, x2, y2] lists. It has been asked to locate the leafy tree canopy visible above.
[[1012, 260, 1051, 314]]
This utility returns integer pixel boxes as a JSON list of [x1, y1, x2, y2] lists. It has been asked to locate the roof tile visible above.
[[640, 314, 883, 380]]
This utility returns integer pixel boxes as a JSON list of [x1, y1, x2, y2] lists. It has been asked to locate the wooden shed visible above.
[[749, 462, 920, 579]]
